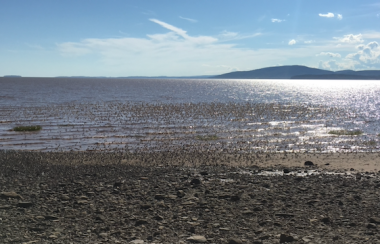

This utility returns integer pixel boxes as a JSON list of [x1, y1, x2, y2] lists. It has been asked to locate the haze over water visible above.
[[1, 77, 380, 152]]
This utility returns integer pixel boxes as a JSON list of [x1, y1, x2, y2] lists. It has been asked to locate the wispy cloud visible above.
[[334, 34, 364, 44], [317, 52, 341, 58], [271, 18, 285, 23], [179, 16, 197, 23], [319, 12, 335, 18], [288, 39, 296, 45], [337, 14, 343, 20], [57, 19, 270, 75], [149, 19, 189, 39], [218, 30, 261, 41], [304, 40, 314, 44]]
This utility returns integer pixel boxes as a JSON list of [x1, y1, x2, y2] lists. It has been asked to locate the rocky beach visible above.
[[1, 151, 380, 244]]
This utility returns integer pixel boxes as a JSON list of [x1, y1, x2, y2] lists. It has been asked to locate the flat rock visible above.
[[130, 240, 144, 244], [0, 192, 22, 199], [187, 235, 207, 243]]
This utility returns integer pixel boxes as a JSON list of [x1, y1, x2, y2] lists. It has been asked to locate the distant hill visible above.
[[3, 75, 22, 77], [213, 65, 380, 79], [292, 74, 380, 80]]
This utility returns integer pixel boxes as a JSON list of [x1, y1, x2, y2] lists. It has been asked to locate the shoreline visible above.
[[1, 150, 380, 172]]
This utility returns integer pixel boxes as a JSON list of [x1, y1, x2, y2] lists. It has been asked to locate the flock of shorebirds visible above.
[[0, 101, 378, 153]]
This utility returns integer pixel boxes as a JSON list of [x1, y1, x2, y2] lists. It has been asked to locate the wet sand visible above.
[[1, 151, 380, 243]]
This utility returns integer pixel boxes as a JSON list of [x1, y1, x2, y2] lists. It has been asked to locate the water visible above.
[[1, 77, 380, 152]]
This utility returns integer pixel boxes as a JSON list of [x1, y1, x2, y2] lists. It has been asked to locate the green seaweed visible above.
[[13, 125, 42, 132], [195, 134, 219, 141], [328, 130, 363, 136]]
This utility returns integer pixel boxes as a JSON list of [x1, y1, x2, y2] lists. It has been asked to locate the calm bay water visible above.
[[1, 77, 380, 152]]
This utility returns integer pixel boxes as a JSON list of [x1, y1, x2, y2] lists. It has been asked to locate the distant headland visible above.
[[213, 65, 380, 79]]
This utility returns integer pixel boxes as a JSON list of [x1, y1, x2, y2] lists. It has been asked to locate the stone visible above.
[[154, 215, 164, 221], [187, 235, 207, 243], [17, 202, 33, 208], [367, 223, 377, 229], [228, 238, 243, 244], [140, 204, 151, 210], [0, 205, 12, 209], [135, 219, 148, 226], [230, 195, 240, 201], [60, 194, 70, 200], [283, 168, 290, 174], [321, 217, 330, 224], [155, 194, 165, 200], [190, 179, 201, 185], [45, 215, 58, 220], [130, 240, 144, 244], [200, 171, 208, 176], [370, 217, 380, 224], [280, 234, 294, 243], [304, 161, 314, 166], [99, 232, 108, 238], [0, 192, 22, 199], [76, 200, 89, 204]]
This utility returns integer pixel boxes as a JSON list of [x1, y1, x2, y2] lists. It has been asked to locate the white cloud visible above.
[[317, 52, 341, 58], [304, 40, 314, 44], [346, 41, 380, 65], [271, 18, 285, 23], [288, 39, 296, 45], [337, 14, 343, 20], [179, 16, 197, 23], [334, 34, 364, 44], [318, 60, 356, 71], [319, 13, 335, 18]]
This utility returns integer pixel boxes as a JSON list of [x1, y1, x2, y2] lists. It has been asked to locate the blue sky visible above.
[[1, 0, 380, 77]]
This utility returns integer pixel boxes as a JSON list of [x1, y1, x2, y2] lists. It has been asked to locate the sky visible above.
[[1, 0, 380, 77]]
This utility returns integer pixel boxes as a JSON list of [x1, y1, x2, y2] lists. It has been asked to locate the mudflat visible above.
[[0, 151, 380, 243]]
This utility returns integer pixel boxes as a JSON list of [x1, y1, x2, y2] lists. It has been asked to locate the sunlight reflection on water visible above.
[[1, 78, 380, 152]]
